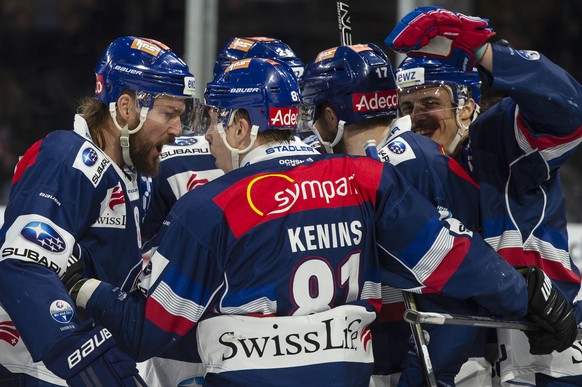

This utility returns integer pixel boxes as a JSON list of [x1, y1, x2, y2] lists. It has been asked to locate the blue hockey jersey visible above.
[[0, 115, 145, 384], [82, 147, 528, 386]]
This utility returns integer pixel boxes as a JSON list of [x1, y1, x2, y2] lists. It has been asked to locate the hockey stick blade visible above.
[[404, 309, 582, 339]]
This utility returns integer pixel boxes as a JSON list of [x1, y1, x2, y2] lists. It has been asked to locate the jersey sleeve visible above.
[[372, 161, 528, 319], [0, 133, 111, 360]]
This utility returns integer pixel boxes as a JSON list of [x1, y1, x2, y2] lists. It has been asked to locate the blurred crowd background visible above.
[[1, 0, 581, 221]]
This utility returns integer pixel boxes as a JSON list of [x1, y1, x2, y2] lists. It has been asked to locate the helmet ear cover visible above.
[[300, 43, 399, 128]]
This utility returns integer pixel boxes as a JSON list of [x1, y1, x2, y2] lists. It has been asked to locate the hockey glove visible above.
[[384, 6, 495, 70], [522, 266, 577, 355], [62, 243, 86, 293], [42, 319, 146, 387]]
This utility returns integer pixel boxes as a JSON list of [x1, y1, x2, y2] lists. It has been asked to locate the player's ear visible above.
[[323, 105, 338, 126], [234, 116, 251, 147], [460, 99, 476, 121], [116, 93, 134, 122]]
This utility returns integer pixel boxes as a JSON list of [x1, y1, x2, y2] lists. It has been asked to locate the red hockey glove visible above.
[[384, 6, 495, 70]]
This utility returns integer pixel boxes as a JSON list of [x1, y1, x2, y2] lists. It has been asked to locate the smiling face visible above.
[[129, 95, 186, 176], [398, 85, 459, 151]]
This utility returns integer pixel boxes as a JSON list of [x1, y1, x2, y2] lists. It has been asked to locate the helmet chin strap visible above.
[[447, 101, 480, 157], [217, 123, 259, 170], [109, 102, 149, 167], [312, 120, 345, 154]]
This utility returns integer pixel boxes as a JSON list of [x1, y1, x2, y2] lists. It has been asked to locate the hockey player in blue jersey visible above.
[[0, 36, 196, 386], [300, 42, 487, 386], [385, 6, 582, 386], [62, 57, 575, 386], [138, 37, 313, 387]]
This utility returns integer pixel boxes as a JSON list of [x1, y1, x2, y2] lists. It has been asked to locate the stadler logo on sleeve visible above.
[[174, 137, 199, 147], [21, 221, 66, 253]]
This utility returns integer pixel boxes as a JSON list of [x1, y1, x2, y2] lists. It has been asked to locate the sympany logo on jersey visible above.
[[214, 157, 382, 238], [0, 320, 20, 347], [93, 183, 127, 229], [73, 141, 111, 188]]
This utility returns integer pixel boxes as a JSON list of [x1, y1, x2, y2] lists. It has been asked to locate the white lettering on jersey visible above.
[[287, 221, 363, 252]]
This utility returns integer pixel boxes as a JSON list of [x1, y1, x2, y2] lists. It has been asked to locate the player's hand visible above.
[[384, 6, 495, 70], [522, 266, 577, 355], [43, 319, 146, 387]]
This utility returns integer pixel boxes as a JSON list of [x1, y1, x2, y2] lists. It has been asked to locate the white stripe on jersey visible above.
[[220, 296, 277, 315], [413, 227, 454, 283], [151, 281, 205, 323]]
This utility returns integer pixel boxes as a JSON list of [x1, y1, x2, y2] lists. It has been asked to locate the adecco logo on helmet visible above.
[[95, 75, 104, 95], [270, 107, 299, 127], [229, 38, 255, 52], [131, 38, 162, 56], [315, 48, 338, 63], [353, 90, 398, 112]]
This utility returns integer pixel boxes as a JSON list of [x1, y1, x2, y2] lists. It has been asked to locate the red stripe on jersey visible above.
[[448, 158, 479, 188], [422, 237, 469, 292], [497, 247, 580, 284], [516, 113, 582, 150], [145, 297, 196, 336], [12, 140, 42, 184], [377, 301, 405, 322], [214, 157, 383, 238]]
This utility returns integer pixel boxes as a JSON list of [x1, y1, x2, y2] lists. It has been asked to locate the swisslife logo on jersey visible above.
[[0, 321, 19, 347], [353, 89, 398, 113], [213, 157, 382, 238], [93, 183, 127, 229]]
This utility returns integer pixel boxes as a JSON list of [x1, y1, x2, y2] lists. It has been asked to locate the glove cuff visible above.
[[72, 278, 102, 309], [473, 44, 488, 65]]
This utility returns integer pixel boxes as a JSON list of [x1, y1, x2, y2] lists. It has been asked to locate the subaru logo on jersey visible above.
[[353, 90, 398, 112], [81, 147, 99, 167], [174, 137, 199, 146], [0, 320, 19, 347], [270, 107, 298, 127], [388, 140, 406, 155], [20, 221, 66, 253], [49, 300, 74, 324]]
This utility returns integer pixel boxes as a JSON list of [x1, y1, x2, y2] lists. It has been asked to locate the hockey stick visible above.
[[336, 0, 352, 45], [404, 309, 582, 339], [402, 293, 438, 387]]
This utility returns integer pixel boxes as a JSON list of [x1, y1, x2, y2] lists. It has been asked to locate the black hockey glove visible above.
[[62, 243, 87, 293], [522, 265, 577, 355], [43, 319, 146, 387]]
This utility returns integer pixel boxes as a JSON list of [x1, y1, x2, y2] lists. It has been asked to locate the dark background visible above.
[[1, 0, 581, 220]]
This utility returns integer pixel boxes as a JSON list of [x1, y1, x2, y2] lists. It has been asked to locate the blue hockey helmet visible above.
[[396, 56, 481, 105], [213, 36, 304, 79], [300, 43, 399, 128], [202, 58, 301, 133], [95, 36, 196, 109]]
